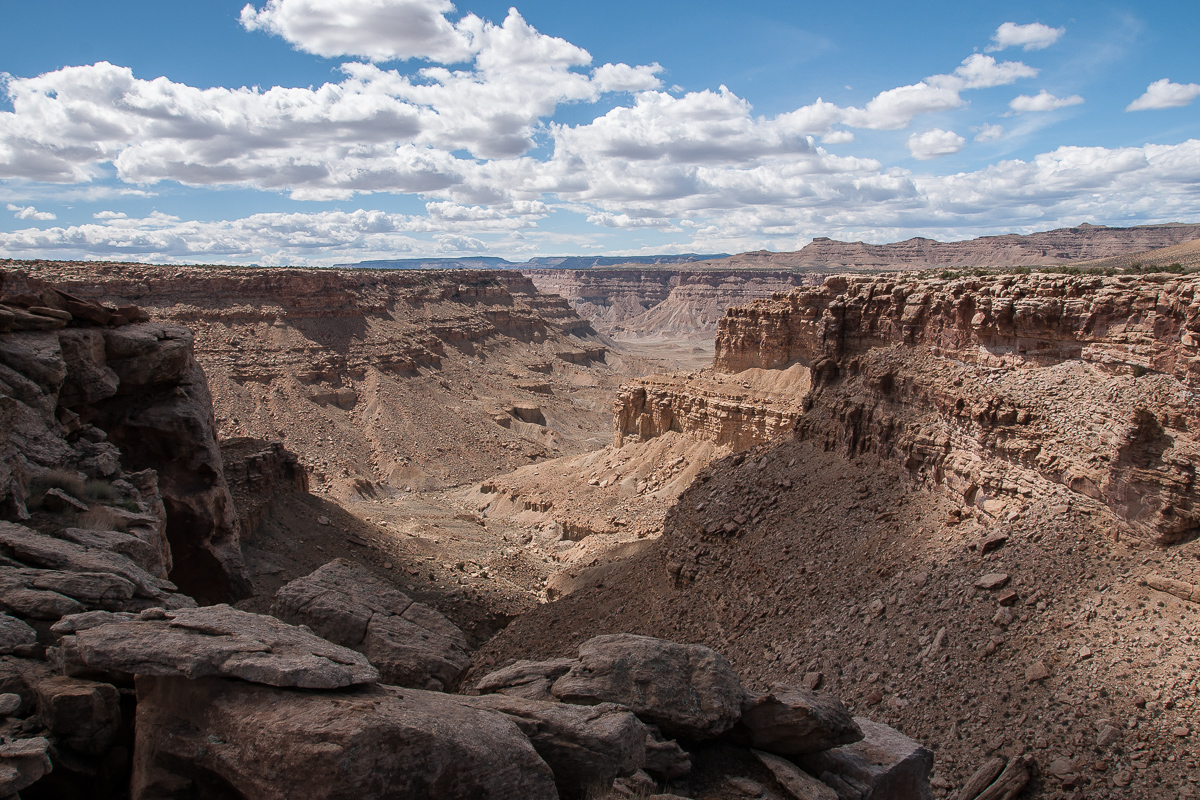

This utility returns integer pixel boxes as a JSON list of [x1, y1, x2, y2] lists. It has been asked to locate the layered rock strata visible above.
[[712, 272, 1200, 545]]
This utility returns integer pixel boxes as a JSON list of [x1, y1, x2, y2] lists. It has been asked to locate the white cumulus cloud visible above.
[[239, 0, 477, 62], [7, 203, 56, 220], [1009, 90, 1084, 113], [906, 129, 966, 160], [1126, 79, 1200, 111], [932, 54, 1038, 90], [987, 22, 1064, 52]]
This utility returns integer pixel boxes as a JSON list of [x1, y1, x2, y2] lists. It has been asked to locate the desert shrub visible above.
[[83, 479, 118, 501], [28, 469, 87, 509], [31, 469, 86, 498], [75, 507, 129, 532]]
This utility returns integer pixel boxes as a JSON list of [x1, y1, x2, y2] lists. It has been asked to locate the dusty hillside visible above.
[[1073, 239, 1200, 272], [480, 271, 1200, 799]]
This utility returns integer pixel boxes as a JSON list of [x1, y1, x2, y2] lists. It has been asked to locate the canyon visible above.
[[0, 235, 1198, 799]]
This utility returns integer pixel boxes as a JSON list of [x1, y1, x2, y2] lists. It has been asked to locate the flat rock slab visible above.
[[798, 718, 933, 800], [272, 559, 471, 690], [55, 604, 378, 689], [457, 693, 646, 799], [552, 633, 745, 739], [736, 685, 863, 755], [133, 676, 558, 800]]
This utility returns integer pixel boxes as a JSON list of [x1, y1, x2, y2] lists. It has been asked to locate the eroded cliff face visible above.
[[613, 366, 808, 451], [0, 269, 249, 603], [706, 272, 1200, 545]]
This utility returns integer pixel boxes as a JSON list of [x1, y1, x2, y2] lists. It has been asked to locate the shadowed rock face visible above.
[[97, 341, 249, 603], [0, 269, 251, 602]]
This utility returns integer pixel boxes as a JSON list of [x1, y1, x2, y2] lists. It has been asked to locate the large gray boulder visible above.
[[132, 676, 558, 800], [551, 634, 745, 739], [53, 604, 378, 689], [797, 717, 934, 800], [735, 685, 863, 755], [457, 693, 646, 799], [272, 559, 471, 690]]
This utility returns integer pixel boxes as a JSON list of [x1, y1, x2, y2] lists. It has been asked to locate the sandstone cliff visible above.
[[0, 270, 250, 601], [706, 272, 1200, 546]]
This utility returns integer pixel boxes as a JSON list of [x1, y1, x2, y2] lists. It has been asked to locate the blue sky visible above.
[[1, 0, 1198, 265]]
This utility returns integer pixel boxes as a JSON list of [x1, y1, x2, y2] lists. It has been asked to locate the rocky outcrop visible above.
[[475, 633, 924, 798], [715, 272, 1200, 381], [613, 366, 808, 450], [0, 269, 250, 601], [220, 437, 308, 537], [271, 559, 471, 690]]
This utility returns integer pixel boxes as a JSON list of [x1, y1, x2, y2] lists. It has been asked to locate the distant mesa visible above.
[[338, 254, 730, 270]]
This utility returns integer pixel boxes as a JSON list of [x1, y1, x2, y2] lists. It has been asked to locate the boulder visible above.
[[33, 675, 121, 755], [272, 559, 471, 690], [53, 604, 378, 689], [132, 676, 558, 800], [475, 657, 578, 701], [735, 685, 863, 755], [457, 693, 646, 799], [0, 737, 52, 796], [0, 615, 36, 655], [0, 566, 138, 608], [797, 718, 934, 800], [552, 634, 745, 739]]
